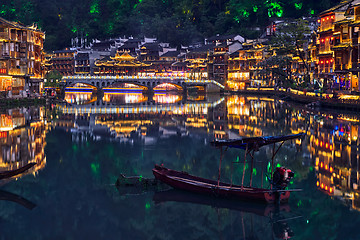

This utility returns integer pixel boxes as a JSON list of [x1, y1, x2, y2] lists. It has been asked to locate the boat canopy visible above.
[[211, 133, 304, 151]]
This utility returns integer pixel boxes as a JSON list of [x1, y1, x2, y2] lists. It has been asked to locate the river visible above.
[[0, 92, 359, 239]]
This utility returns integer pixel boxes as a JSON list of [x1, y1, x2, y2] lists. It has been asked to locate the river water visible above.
[[0, 92, 359, 239]]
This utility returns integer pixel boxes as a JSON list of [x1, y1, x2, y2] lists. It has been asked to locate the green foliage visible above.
[[45, 70, 62, 87], [1, 0, 341, 50]]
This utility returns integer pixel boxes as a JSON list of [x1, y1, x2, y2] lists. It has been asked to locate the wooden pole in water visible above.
[[241, 144, 248, 189], [249, 150, 254, 187], [217, 146, 223, 187]]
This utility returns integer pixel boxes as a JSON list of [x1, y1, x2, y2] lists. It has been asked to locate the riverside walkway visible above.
[[233, 87, 360, 111]]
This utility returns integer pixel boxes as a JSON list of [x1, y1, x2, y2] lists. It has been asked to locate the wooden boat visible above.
[[153, 133, 304, 203], [0, 162, 36, 180]]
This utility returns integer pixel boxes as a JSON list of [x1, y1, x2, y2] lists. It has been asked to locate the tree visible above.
[[45, 70, 62, 88], [270, 19, 312, 84], [257, 55, 294, 87]]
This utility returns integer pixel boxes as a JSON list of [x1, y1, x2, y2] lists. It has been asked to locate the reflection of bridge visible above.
[[57, 97, 225, 115], [62, 76, 224, 92]]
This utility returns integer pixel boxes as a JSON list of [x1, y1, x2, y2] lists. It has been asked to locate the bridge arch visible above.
[[67, 82, 97, 88], [153, 82, 183, 91]]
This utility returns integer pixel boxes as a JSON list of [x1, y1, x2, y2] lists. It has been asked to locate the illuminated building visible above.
[[139, 43, 181, 77], [315, 0, 360, 91], [208, 44, 229, 85], [227, 41, 267, 90], [186, 45, 214, 80], [0, 17, 45, 95], [118, 38, 142, 55], [93, 52, 148, 76], [75, 52, 90, 75], [47, 49, 76, 76], [317, 2, 345, 88]]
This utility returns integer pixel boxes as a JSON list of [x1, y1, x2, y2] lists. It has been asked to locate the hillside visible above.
[[0, 0, 341, 50]]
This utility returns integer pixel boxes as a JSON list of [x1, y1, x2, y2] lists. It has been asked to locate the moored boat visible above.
[[153, 133, 304, 203]]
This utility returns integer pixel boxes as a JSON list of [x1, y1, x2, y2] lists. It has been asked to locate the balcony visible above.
[[8, 66, 28, 76], [0, 32, 8, 40], [0, 52, 10, 59]]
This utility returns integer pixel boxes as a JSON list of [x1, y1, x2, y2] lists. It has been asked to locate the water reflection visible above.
[[0, 107, 46, 177], [64, 92, 97, 105], [154, 189, 297, 239], [103, 93, 148, 104], [3, 92, 360, 238], [55, 92, 360, 214]]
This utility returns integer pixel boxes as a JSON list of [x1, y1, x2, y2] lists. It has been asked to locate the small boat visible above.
[[153, 134, 304, 203], [0, 162, 37, 180]]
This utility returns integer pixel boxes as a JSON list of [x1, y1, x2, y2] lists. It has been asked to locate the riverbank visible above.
[[228, 87, 360, 111], [0, 97, 46, 109]]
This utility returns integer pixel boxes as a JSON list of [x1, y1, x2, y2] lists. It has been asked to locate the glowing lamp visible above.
[[330, 145, 333, 150], [321, 61, 324, 64], [325, 143, 329, 148], [331, 16, 334, 19], [322, 18, 325, 22], [321, 183, 324, 188], [326, 61, 329, 64], [326, 38, 329, 41], [330, 187, 333, 193], [316, 161, 319, 166], [316, 181, 320, 186], [318, 19, 320, 23], [325, 185, 328, 191], [325, 165, 328, 170], [320, 141, 323, 147], [320, 162, 324, 168], [330, 166, 333, 172], [316, 139, 319, 145]]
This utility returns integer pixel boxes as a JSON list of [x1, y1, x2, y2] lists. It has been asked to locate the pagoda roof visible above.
[[111, 52, 136, 61], [119, 42, 139, 49], [161, 51, 180, 58], [189, 44, 215, 53], [0, 17, 44, 34], [141, 43, 162, 51], [320, 0, 353, 15]]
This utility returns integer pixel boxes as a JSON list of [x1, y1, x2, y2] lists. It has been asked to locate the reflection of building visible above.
[[0, 108, 46, 176], [0, 17, 45, 95], [55, 93, 225, 144], [309, 114, 360, 211]]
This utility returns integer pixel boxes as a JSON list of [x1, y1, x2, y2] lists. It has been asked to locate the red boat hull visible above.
[[152, 165, 290, 203]]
